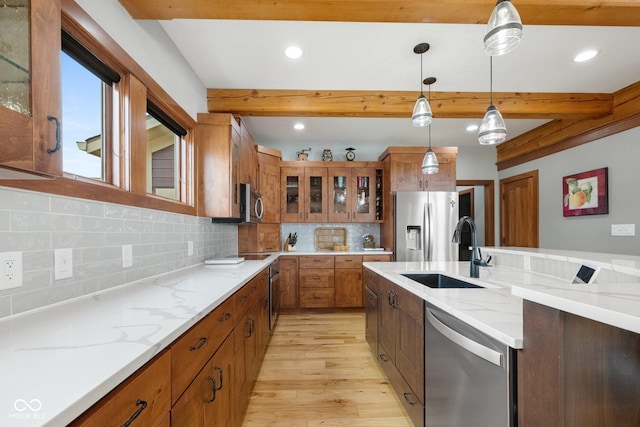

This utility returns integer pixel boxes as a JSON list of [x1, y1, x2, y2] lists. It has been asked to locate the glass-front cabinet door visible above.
[[328, 167, 350, 222], [352, 168, 376, 222], [305, 167, 327, 222], [281, 166, 305, 222], [0, 0, 61, 176]]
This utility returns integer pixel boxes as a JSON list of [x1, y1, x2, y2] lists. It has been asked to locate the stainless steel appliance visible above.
[[394, 191, 458, 262], [212, 183, 263, 223], [268, 258, 280, 332], [424, 302, 516, 427]]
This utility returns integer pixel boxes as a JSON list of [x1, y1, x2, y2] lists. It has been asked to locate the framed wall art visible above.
[[563, 167, 609, 217]]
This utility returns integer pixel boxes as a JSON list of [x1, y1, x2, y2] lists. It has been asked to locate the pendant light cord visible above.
[[428, 83, 432, 148], [419, 53, 424, 95], [489, 56, 494, 105]]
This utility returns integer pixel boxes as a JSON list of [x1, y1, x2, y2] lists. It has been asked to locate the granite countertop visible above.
[[0, 257, 275, 427]]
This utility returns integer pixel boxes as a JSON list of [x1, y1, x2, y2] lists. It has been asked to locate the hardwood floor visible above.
[[242, 310, 413, 427]]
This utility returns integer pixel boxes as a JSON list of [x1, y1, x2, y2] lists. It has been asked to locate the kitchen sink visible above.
[[401, 273, 484, 289]]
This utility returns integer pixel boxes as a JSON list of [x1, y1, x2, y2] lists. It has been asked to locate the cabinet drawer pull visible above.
[[219, 312, 231, 322], [189, 337, 208, 351], [367, 295, 376, 300], [312, 275, 321, 280], [121, 399, 147, 427], [206, 376, 217, 403], [213, 366, 224, 391], [47, 116, 62, 154], [313, 295, 321, 299], [250, 285, 257, 292], [403, 392, 417, 406], [240, 295, 248, 303], [313, 259, 322, 263], [344, 259, 353, 262], [379, 353, 389, 362]]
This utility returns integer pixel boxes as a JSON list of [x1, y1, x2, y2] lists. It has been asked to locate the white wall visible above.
[[75, 0, 207, 119], [499, 126, 640, 255]]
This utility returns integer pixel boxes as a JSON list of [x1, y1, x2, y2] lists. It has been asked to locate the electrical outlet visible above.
[[611, 224, 635, 236], [188, 241, 194, 256], [54, 248, 73, 280], [122, 245, 133, 268], [0, 251, 23, 290]]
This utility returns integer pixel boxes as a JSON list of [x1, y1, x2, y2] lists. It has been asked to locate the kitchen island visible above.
[[364, 247, 640, 427]]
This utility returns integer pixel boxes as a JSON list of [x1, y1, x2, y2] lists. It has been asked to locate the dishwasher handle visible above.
[[426, 308, 503, 368]]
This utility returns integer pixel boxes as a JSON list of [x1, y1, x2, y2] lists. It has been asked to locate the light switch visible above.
[[54, 248, 73, 280], [611, 224, 635, 236], [122, 245, 133, 268], [188, 241, 194, 256]]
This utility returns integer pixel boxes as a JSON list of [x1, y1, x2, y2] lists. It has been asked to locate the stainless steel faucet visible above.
[[452, 216, 484, 278]]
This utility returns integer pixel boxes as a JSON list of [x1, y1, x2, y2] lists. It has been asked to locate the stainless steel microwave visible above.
[[241, 183, 264, 223], [212, 183, 263, 223]]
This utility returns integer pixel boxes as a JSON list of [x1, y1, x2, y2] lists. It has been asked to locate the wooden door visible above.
[[352, 167, 377, 222], [390, 154, 422, 191], [327, 167, 351, 222], [424, 153, 456, 191], [377, 278, 398, 364], [204, 335, 235, 427], [258, 153, 280, 223], [305, 167, 328, 222], [280, 166, 305, 222], [500, 170, 539, 247], [279, 257, 298, 308], [395, 287, 425, 404], [335, 269, 362, 307], [364, 286, 378, 353]]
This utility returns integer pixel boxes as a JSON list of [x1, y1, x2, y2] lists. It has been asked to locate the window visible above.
[[60, 31, 119, 180], [146, 101, 187, 201]]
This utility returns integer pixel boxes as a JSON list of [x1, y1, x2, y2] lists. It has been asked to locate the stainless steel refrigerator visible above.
[[394, 191, 459, 262]]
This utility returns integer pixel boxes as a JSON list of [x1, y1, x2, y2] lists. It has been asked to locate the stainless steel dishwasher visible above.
[[424, 302, 516, 427]]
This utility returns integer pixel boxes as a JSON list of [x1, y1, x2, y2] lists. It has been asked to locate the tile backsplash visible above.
[[281, 223, 381, 252], [0, 186, 237, 318]]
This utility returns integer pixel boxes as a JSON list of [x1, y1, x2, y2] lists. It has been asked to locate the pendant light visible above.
[[484, 0, 523, 56], [422, 77, 439, 174], [478, 57, 507, 145], [412, 43, 432, 127]]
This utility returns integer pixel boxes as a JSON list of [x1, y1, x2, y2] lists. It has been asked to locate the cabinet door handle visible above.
[[418, 180, 422, 189], [121, 399, 147, 427], [189, 337, 208, 351], [367, 294, 376, 300], [403, 392, 417, 406], [206, 376, 217, 403], [213, 366, 223, 391], [219, 312, 231, 322], [379, 353, 389, 362], [47, 116, 62, 154]]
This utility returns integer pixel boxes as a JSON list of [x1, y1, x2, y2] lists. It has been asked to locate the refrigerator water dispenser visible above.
[[406, 226, 421, 250]]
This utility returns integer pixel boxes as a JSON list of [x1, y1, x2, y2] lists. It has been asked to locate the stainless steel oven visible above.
[[424, 302, 516, 427], [268, 258, 280, 332]]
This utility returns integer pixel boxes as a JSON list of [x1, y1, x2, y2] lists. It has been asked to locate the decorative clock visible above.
[[345, 147, 356, 161]]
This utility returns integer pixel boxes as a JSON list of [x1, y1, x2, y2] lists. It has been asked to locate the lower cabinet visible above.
[[279, 256, 299, 308], [172, 334, 235, 427], [372, 272, 425, 427], [71, 266, 271, 427], [364, 269, 379, 354], [335, 256, 363, 307], [69, 351, 172, 427], [299, 256, 335, 308]]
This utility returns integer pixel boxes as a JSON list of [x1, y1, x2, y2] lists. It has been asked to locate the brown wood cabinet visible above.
[[518, 300, 640, 427], [279, 256, 299, 308], [299, 256, 335, 308], [0, 0, 62, 178], [375, 274, 425, 427], [327, 167, 377, 223], [379, 146, 457, 192], [257, 145, 282, 223], [239, 120, 258, 187], [364, 268, 379, 354], [70, 351, 171, 427], [334, 255, 363, 307], [171, 334, 235, 427], [196, 113, 241, 219], [237, 223, 281, 253], [281, 166, 328, 222]]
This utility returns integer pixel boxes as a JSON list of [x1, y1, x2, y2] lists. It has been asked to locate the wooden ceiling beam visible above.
[[206, 89, 612, 120], [496, 81, 640, 170], [118, 0, 640, 26]]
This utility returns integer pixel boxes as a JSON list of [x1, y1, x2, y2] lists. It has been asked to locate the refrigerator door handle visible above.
[[424, 202, 431, 261]]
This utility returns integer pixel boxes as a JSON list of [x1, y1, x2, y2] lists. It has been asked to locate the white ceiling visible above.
[[158, 19, 640, 149]]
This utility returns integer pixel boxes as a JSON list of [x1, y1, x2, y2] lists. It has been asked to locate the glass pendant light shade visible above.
[[412, 93, 432, 127], [484, 0, 523, 56], [422, 148, 439, 174], [478, 105, 507, 145]]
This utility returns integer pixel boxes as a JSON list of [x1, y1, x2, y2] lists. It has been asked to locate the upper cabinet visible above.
[[257, 145, 281, 223], [0, 0, 62, 178], [281, 166, 327, 223], [239, 121, 258, 188], [379, 146, 457, 192], [328, 167, 376, 223], [196, 113, 241, 218]]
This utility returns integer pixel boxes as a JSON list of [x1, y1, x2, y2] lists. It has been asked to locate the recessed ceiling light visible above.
[[285, 46, 303, 59], [293, 123, 305, 130], [573, 49, 599, 63], [466, 124, 479, 132]]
